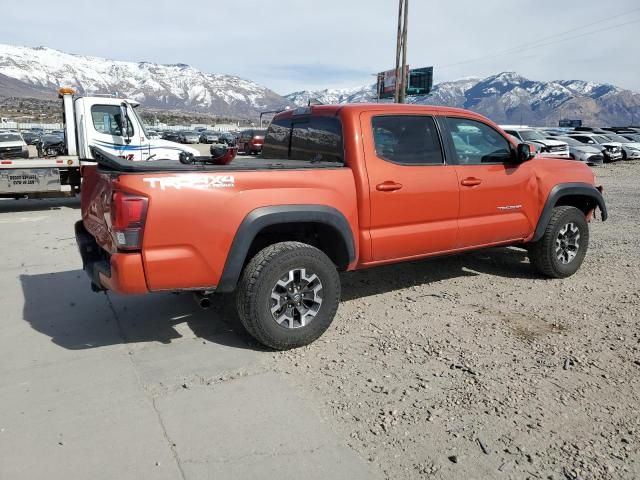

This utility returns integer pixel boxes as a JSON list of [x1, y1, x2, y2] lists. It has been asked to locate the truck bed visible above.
[[91, 147, 343, 173]]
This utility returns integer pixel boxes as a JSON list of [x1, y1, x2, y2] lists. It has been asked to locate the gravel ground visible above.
[[261, 162, 640, 479]]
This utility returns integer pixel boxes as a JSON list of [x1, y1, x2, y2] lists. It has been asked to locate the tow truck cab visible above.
[[60, 89, 199, 162]]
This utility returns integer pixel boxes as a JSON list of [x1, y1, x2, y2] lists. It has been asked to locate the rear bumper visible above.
[[75, 221, 148, 294]]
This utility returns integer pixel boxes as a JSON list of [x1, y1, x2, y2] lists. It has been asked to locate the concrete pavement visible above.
[[0, 197, 378, 480]]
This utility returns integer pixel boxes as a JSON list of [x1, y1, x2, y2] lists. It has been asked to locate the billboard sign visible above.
[[559, 119, 582, 128], [376, 66, 433, 100]]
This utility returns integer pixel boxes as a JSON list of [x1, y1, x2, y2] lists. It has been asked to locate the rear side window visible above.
[[263, 116, 344, 163], [372, 115, 444, 165], [262, 118, 291, 158]]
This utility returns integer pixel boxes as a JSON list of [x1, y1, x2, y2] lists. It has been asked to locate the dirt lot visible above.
[[1, 158, 638, 480], [255, 162, 638, 479]]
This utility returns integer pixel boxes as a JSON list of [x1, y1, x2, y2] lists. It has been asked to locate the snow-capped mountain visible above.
[[286, 72, 639, 126], [0, 44, 292, 117]]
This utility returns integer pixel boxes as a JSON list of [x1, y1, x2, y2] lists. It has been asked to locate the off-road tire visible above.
[[528, 206, 589, 278], [236, 242, 341, 350]]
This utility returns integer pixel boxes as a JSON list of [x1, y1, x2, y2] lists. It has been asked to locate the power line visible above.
[[437, 8, 640, 70]]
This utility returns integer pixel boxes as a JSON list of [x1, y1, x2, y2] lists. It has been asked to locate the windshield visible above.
[[605, 134, 631, 143], [0, 133, 22, 142], [253, 130, 267, 137], [130, 106, 148, 138], [557, 137, 583, 146], [594, 135, 612, 143], [519, 130, 547, 141]]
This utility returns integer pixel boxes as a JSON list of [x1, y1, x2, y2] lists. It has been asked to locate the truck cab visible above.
[[69, 93, 199, 162]]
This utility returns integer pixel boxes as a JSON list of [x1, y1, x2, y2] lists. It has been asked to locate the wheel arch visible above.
[[533, 182, 607, 242], [216, 205, 356, 292]]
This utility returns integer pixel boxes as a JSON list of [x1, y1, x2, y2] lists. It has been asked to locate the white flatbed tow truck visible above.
[[0, 88, 199, 198]]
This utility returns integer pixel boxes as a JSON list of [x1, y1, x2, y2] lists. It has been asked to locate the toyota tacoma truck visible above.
[[75, 104, 607, 350]]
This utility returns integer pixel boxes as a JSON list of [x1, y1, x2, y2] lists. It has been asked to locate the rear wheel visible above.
[[527, 206, 589, 278], [236, 242, 340, 350]]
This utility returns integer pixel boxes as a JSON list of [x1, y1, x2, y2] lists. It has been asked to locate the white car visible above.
[[501, 126, 570, 158], [0, 130, 29, 159]]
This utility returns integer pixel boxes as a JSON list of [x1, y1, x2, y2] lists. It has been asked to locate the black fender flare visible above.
[[216, 205, 355, 292], [532, 182, 607, 242]]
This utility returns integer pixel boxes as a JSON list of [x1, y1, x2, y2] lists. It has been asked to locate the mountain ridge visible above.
[[285, 72, 639, 126]]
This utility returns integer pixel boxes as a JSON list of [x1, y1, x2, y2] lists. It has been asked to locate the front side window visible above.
[[371, 115, 444, 165], [91, 105, 133, 137], [446, 117, 512, 164]]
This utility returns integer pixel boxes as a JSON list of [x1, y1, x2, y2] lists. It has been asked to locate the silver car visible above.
[[178, 131, 200, 144], [199, 131, 220, 144], [552, 136, 604, 166]]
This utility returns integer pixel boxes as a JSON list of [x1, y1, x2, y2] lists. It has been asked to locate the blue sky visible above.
[[1, 0, 639, 94]]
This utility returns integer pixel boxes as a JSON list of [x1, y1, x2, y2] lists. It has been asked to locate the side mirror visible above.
[[516, 143, 535, 163], [119, 103, 131, 144]]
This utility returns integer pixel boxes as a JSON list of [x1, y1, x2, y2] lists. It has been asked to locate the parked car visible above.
[[217, 132, 236, 146], [147, 130, 161, 140], [551, 136, 604, 166], [199, 131, 220, 144], [600, 133, 640, 160], [21, 130, 40, 145], [566, 134, 623, 162], [162, 131, 181, 143], [77, 104, 606, 350], [178, 130, 200, 144], [237, 129, 266, 154], [501, 127, 570, 158], [35, 133, 66, 158], [0, 131, 29, 159]]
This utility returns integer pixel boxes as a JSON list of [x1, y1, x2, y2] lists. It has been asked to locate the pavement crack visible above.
[[106, 293, 187, 480]]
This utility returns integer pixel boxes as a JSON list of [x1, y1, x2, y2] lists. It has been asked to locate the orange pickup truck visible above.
[[75, 104, 607, 349]]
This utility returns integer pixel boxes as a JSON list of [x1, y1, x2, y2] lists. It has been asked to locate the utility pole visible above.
[[394, 0, 409, 103]]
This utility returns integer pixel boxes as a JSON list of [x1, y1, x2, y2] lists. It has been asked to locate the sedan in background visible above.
[[551, 136, 604, 166], [162, 131, 181, 143], [567, 134, 623, 162], [501, 127, 570, 158], [600, 133, 640, 160], [21, 131, 40, 145], [199, 131, 220, 144], [178, 131, 200, 144]]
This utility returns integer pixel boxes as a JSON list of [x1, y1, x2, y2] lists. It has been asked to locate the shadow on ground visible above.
[[0, 196, 80, 213], [20, 247, 536, 351]]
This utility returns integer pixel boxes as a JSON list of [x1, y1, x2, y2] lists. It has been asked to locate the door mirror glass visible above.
[[516, 143, 536, 163]]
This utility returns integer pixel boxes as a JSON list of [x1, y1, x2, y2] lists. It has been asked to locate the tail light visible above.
[[110, 191, 149, 250]]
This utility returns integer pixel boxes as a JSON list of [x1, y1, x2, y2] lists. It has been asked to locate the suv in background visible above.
[[501, 127, 570, 158], [237, 129, 266, 154], [0, 130, 29, 159]]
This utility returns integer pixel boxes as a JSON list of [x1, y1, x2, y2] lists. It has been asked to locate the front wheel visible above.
[[527, 206, 589, 278], [236, 242, 341, 350]]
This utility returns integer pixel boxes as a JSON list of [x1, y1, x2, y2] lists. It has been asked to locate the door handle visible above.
[[461, 177, 482, 187], [376, 181, 403, 192]]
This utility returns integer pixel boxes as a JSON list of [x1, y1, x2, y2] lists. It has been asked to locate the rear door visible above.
[[441, 116, 537, 248], [361, 112, 460, 262]]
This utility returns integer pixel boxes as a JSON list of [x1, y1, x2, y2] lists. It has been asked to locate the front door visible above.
[[87, 103, 146, 161], [361, 112, 460, 262], [442, 116, 538, 248]]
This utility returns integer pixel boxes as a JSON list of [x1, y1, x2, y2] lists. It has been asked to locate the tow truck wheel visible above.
[[236, 241, 341, 350], [527, 206, 589, 279]]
